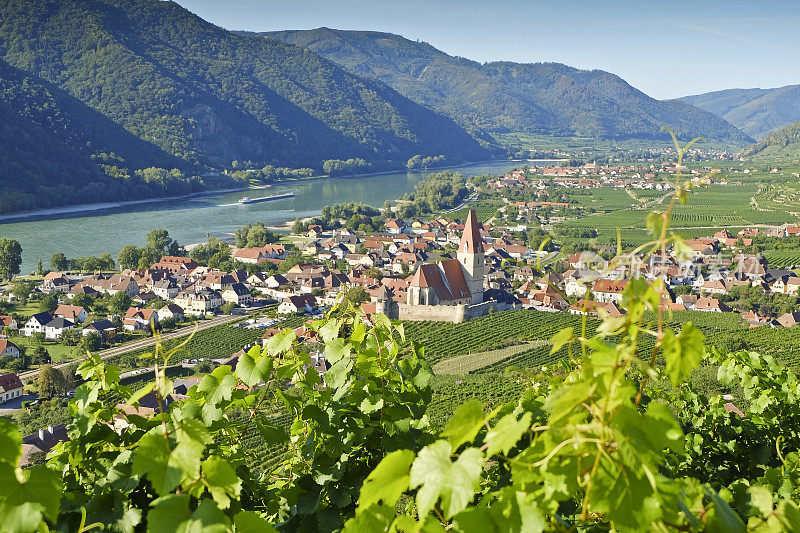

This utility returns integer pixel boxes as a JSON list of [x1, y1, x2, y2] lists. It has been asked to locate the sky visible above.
[[173, 0, 800, 99]]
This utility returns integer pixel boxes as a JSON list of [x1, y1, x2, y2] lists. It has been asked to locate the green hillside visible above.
[[742, 119, 800, 162], [0, 57, 191, 213], [0, 0, 489, 172], [264, 27, 752, 145], [681, 85, 800, 139]]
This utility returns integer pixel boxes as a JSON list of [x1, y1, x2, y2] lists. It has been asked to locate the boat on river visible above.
[[237, 192, 295, 204]]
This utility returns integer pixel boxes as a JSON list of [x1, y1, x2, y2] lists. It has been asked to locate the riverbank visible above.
[[1, 159, 525, 274], [0, 184, 270, 223], [0, 158, 544, 223]]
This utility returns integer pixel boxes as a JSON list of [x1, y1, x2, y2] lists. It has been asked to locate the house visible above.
[[200, 271, 236, 291], [0, 339, 20, 358], [778, 312, 800, 328], [568, 299, 624, 318], [0, 314, 17, 330], [152, 256, 199, 273], [44, 317, 75, 339], [592, 279, 628, 304], [152, 279, 179, 299], [0, 372, 23, 403], [42, 272, 70, 293], [22, 312, 53, 337], [676, 294, 698, 309], [307, 225, 323, 238], [84, 274, 139, 297], [157, 304, 185, 322], [20, 424, 69, 467], [233, 244, 287, 264], [82, 320, 118, 340], [694, 297, 725, 313], [174, 290, 223, 316], [222, 283, 253, 306], [385, 219, 406, 234], [54, 304, 88, 324], [278, 294, 318, 315], [123, 307, 158, 332]]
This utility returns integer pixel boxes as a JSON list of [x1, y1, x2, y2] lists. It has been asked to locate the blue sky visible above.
[[173, 0, 800, 99]]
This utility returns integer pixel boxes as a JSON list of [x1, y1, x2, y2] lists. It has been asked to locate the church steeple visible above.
[[457, 209, 485, 304], [459, 209, 484, 254]]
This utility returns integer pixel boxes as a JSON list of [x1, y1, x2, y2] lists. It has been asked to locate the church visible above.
[[374, 209, 519, 322]]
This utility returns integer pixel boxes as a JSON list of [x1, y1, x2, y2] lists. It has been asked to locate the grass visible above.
[[431, 341, 548, 375]]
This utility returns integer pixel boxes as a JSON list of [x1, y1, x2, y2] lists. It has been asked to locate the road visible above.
[[18, 312, 250, 382]]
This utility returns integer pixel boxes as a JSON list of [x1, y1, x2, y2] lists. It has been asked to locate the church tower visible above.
[[457, 209, 485, 304]]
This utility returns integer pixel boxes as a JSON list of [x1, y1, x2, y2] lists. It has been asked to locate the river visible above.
[[0, 160, 533, 273]]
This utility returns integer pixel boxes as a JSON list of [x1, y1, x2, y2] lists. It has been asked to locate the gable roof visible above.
[[0, 372, 22, 392], [0, 339, 19, 354]]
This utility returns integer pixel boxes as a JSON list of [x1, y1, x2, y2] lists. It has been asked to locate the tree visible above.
[[343, 286, 369, 305], [118, 245, 142, 271], [0, 238, 22, 280], [221, 302, 236, 315], [39, 293, 59, 314], [60, 367, 75, 395], [29, 345, 50, 365], [50, 252, 68, 272], [37, 364, 61, 399], [79, 332, 103, 353], [235, 223, 280, 248], [108, 292, 132, 316], [71, 293, 92, 311], [11, 281, 34, 304], [292, 217, 303, 235], [36, 259, 43, 276], [146, 229, 180, 256]]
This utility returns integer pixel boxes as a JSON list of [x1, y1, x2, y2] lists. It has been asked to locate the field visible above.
[[431, 341, 546, 374], [764, 250, 800, 268], [402, 309, 596, 366]]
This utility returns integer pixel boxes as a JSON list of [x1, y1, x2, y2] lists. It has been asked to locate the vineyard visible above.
[[764, 249, 800, 268], [402, 309, 597, 365], [426, 373, 528, 428], [108, 323, 266, 369]]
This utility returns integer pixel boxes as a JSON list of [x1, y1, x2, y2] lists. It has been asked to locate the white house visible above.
[[157, 304, 185, 322], [22, 313, 53, 337], [0, 339, 20, 358], [44, 317, 75, 339], [54, 304, 88, 324], [222, 283, 252, 306], [0, 373, 24, 404], [278, 294, 318, 315]]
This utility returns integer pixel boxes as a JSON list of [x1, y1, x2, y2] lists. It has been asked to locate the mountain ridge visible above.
[[261, 27, 752, 145], [680, 85, 800, 139]]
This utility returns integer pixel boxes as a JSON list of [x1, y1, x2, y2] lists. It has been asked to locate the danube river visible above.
[[0, 160, 528, 273]]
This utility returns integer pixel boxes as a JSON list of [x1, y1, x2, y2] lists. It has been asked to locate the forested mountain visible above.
[[263, 28, 752, 145], [680, 85, 800, 139], [742, 119, 800, 161], [0, 57, 189, 213], [0, 0, 489, 174]]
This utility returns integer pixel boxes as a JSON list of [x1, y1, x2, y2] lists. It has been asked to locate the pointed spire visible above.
[[458, 209, 484, 254]]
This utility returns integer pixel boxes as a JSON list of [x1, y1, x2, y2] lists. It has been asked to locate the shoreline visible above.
[[0, 158, 557, 224], [0, 158, 529, 223], [0, 184, 269, 223]]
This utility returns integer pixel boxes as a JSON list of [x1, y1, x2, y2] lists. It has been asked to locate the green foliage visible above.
[[234, 223, 280, 248], [268, 28, 751, 145], [0, 238, 23, 280], [0, 0, 488, 216]]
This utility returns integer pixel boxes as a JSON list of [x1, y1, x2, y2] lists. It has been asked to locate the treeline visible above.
[[406, 154, 446, 170], [395, 170, 468, 218], [293, 202, 384, 233], [116, 230, 183, 271]]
